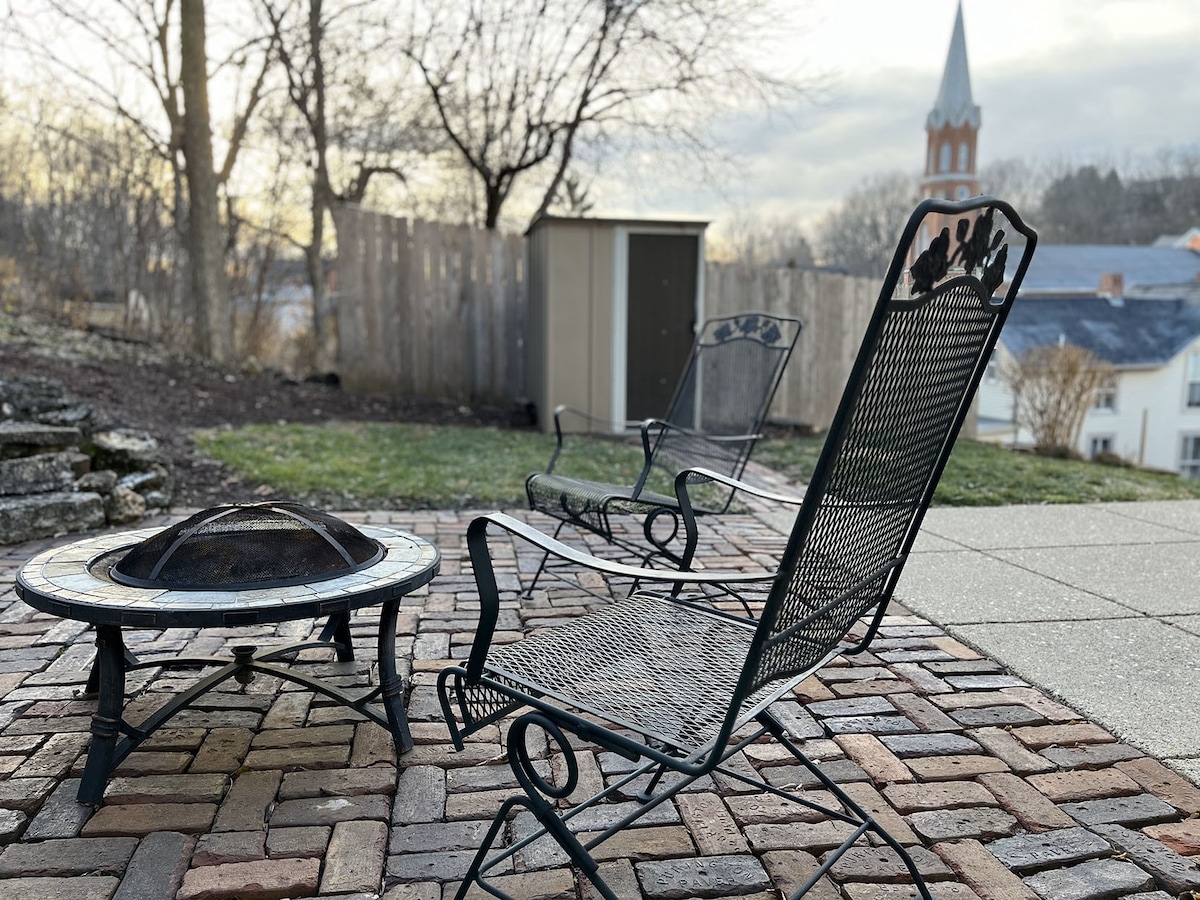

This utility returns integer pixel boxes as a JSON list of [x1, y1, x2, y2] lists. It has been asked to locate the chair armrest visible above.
[[639, 418, 762, 444], [671, 466, 806, 570], [676, 466, 807, 508], [464, 511, 775, 679], [633, 419, 761, 497], [545, 406, 643, 475]]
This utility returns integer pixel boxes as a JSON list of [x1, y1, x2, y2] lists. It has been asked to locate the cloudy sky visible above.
[[5, 0, 1197, 236], [596, 0, 1200, 230]]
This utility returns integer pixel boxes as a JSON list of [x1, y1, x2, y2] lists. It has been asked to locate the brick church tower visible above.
[[921, 2, 981, 203]]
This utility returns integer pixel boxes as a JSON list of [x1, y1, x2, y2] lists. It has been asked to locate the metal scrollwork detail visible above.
[[713, 314, 782, 345], [911, 208, 1008, 297], [509, 711, 578, 801]]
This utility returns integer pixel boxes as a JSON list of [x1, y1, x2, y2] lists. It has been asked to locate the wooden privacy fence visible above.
[[334, 204, 879, 431], [332, 208, 527, 402], [705, 264, 877, 430]]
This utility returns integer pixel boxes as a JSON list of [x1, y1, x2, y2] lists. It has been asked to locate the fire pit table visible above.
[[15, 503, 440, 805]]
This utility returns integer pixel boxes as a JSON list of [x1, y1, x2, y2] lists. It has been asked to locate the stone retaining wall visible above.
[[0, 377, 172, 543]]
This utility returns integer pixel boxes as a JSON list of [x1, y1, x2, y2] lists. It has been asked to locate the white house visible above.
[[1155, 228, 1200, 252], [978, 294, 1200, 476]]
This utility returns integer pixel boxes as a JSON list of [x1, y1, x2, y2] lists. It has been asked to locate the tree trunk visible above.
[[484, 183, 502, 231], [180, 0, 233, 363], [307, 194, 337, 373], [305, 0, 337, 373]]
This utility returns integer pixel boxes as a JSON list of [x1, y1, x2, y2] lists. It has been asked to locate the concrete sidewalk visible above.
[[900, 500, 1200, 785], [1, 502, 1200, 898]]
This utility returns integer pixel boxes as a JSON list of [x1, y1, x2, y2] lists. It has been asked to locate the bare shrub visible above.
[[1002, 343, 1115, 456]]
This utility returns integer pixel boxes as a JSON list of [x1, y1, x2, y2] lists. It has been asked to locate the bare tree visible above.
[[180, 0, 232, 361], [13, 0, 271, 360], [402, 0, 803, 229], [261, 0, 429, 371], [978, 157, 1066, 218], [1003, 343, 1115, 457], [0, 90, 183, 336], [814, 172, 916, 277], [717, 210, 815, 268], [547, 172, 595, 217]]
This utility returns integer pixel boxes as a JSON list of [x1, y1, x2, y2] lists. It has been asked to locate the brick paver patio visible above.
[[2, 501, 1199, 899]]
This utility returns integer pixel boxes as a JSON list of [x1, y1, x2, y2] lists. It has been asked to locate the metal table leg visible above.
[[319, 611, 356, 663], [377, 597, 413, 754], [78, 625, 126, 805]]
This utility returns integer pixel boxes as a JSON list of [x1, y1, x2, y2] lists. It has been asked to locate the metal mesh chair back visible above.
[[653, 313, 800, 484], [740, 198, 1037, 698]]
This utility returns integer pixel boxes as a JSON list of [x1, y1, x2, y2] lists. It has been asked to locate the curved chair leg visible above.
[[454, 794, 527, 900], [457, 710, 619, 900], [758, 709, 933, 900], [642, 507, 682, 562]]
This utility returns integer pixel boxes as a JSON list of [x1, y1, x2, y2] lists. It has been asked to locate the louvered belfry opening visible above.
[[106, 502, 385, 592]]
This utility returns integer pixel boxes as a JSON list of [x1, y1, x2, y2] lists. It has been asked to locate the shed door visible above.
[[625, 233, 698, 421]]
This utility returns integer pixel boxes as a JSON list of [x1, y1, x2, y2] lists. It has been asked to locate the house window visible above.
[[1088, 436, 1114, 459], [958, 143, 969, 172], [939, 142, 951, 172], [1188, 352, 1200, 407], [1182, 434, 1200, 479], [984, 351, 1000, 384], [1094, 376, 1117, 411]]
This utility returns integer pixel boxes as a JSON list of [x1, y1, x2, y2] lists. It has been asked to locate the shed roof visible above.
[[1001, 295, 1200, 367], [525, 215, 709, 236]]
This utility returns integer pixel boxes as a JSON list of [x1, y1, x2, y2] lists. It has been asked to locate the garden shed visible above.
[[525, 215, 708, 434]]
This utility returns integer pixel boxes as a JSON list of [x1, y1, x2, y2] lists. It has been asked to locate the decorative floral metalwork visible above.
[[911, 208, 1008, 298], [713, 313, 783, 345]]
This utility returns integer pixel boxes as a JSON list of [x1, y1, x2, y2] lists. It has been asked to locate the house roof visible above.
[[1001, 295, 1200, 367], [1007, 244, 1200, 293]]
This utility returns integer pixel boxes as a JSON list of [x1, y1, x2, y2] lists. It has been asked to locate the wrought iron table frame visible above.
[[16, 524, 439, 805]]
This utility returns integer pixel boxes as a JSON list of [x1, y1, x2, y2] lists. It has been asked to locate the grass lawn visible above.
[[194, 421, 649, 509], [754, 432, 1200, 506], [196, 421, 1200, 509]]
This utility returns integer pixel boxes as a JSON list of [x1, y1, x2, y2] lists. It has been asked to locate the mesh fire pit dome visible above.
[[102, 501, 386, 591]]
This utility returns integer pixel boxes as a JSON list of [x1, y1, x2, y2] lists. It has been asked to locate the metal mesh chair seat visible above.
[[485, 593, 787, 752]]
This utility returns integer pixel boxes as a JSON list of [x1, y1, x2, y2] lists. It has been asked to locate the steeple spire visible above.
[[927, 2, 981, 130], [921, 1, 981, 203]]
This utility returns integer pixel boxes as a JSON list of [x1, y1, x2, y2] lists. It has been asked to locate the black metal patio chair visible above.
[[439, 196, 1037, 899], [523, 311, 801, 594]]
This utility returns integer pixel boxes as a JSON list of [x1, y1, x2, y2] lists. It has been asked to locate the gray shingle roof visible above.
[[1008, 244, 1200, 293], [1001, 295, 1200, 367]]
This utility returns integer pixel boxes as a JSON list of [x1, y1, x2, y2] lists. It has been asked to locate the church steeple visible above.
[[921, 2, 981, 202]]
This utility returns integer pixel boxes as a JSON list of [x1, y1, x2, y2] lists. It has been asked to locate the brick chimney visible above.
[[1098, 272, 1124, 298]]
